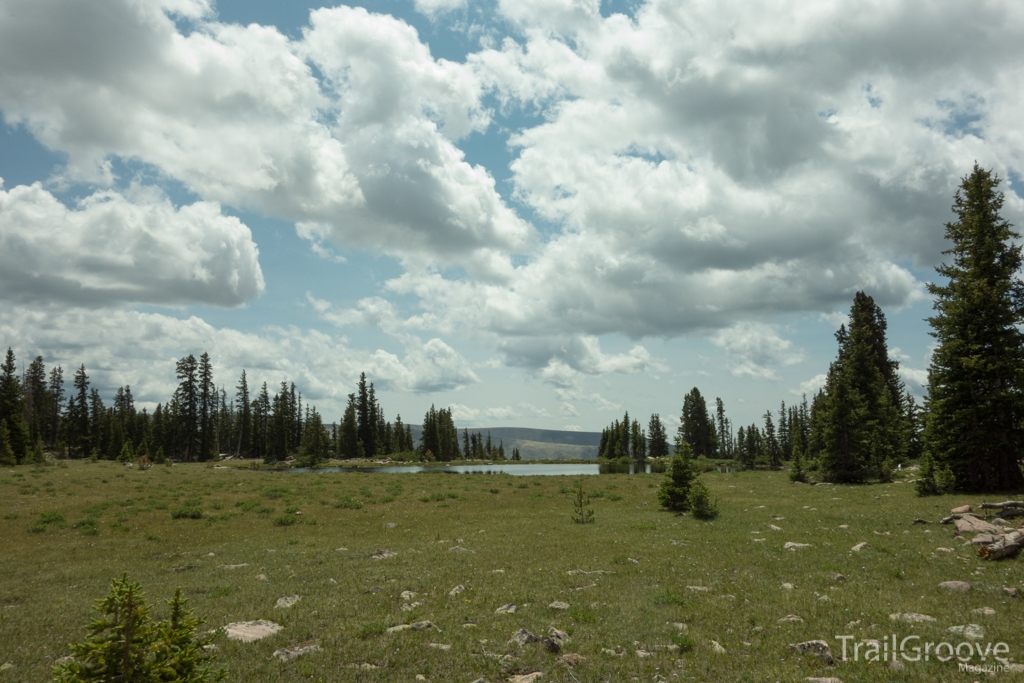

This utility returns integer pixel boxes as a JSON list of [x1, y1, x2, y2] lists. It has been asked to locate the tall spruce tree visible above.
[[0, 349, 30, 463], [647, 413, 670, 459], [816, 293, 907, 483], [679, 388, 717, 457], [924, 164, 1024, 491], [174, 355, 199, 461]]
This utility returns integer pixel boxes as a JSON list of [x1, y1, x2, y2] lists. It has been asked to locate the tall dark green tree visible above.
[[197, 353, 215, 461], [48, 365, 65, 450], [924, 164, 1024, 491], [647, 413, 670, 459], [815, 293, 907, 483], [338, 394, 362, 459], [0, 349, 30, 463], [678, 388, 717, 457], [174, 355, 199, 461], [234, 371, 251, 457]]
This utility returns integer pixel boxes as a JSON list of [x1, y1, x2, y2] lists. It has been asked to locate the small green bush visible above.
[[170, 506, 203, 520], [687, 479, 719, 520], [273, 515, 299, 526]]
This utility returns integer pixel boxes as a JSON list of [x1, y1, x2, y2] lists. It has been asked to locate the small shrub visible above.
[[571, 480, 594, 524], [488, 488, 500, 494], [658, 450, 696, 512], [171, 506, 203, 520], [671, 634, 695, 652], [687, 479, 719, 520], [653, 589, 685, 606], [273, 515, 299, 526], [358, 623, 387, 639], [74, 519, 99, 536], [39, 511, 65, 526], [333, 497, 362, 510]]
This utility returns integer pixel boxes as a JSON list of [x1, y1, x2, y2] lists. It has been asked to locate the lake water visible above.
[[287, 461, 670, 476]]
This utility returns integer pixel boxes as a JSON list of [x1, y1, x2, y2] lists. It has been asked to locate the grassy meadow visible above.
[[1, 460, 1021, 682]]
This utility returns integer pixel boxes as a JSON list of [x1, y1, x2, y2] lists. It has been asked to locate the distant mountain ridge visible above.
[[406, 425, 601, 460]]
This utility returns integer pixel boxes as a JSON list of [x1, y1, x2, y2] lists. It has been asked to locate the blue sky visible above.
[[1, 0, 1022, 434]]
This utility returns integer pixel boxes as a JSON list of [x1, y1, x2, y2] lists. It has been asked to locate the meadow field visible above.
[[1, 460, 1021, 682]]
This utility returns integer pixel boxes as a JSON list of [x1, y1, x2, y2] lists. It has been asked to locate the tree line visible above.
[[596, 165, 1024, 494]]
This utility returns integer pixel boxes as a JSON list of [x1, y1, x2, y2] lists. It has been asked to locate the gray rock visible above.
[[272, 641, 320, 661], [494, 603, 517, 615], [851, 542, 870, 552], [548, 601, 570, 610], [778, 614, 803, 623], [938, 580, 971, 591], [510, 628, 539, 646], [947, 624, 986, 640], [275, 595, 302, 609], [789, 640, 834, 664], [889, 612, 935, 623]]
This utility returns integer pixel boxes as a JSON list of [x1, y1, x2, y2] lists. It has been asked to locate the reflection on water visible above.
[[287, 461, 670, 476]]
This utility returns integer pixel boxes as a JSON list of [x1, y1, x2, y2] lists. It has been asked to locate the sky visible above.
[[1, 0, 1023, 434]]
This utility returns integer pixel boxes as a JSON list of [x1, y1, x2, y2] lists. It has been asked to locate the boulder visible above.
[[495, 603, 517, 615], [272, 641, 320, 661], [510, 628, 539, 646], [947, 624, 986, 640], [784, 542, 812, 550], [789, 640, 833, 664], [952, 516, 998, 534], [851, 542, 870, 552], [938, 581, 971, 591], [275, 595, 302, 608], [558, 652, 585, 667], [509, 673, 543, 683], [223, 620, 283, 643], [889, 612, 935, 623], [549, 601, 570, 610], [951, 505, 972, 514]]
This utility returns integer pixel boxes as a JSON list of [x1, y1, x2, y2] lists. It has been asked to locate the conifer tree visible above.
[[657, 443, 696, 511], [48, 365, 64, 449], [646, 413, 670, 459], [924, 164, 1024, 491], [679, 388, 717, 456], [234, 371, 251, 458], [0, 420, 15, 467]]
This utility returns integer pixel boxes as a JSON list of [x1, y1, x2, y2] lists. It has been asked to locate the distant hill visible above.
[[406, 426, 601, 460]]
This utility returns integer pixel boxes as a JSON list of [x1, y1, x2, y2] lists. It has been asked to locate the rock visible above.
[[972, 606, 996, 615], [951, 505, 972, 514], [172, 564, 200, 572], [938, 580, 971, 591], [449, 585, 465, 596], [750, 626, 766, 634], [889, 658, 905, 670], [851, 542, 870, 551], [219, 563, 248, 569], [1004, 587, 1019, 598], [449, 546, 474, 553], [829, 573, 846, 582], [509, 673, 543, 683], [0, 663, 13, 671], [275, 595, 302, 608], [494, 603, 517, 615], [838, 524, 848, 529], [386, 624, 410, 633], [635, 649, 654, 657], [818, 595, 830, 602], [971, 533, 1001, 545], [789, 640, 833, 664], [784, 542, 811, 550], [912, 518, 929, 524], [769, 524, 782, 531], [510, 628, 539, 646], [272, 641, 320, 661], [935, 547, 954, 553], [687, 586, 710, 592], [778, 614, 803, 623], [370, 549, 397, 560], [415, 675, 426, 681], [335, 547, 348, 552], [558, 652, 585, 667], [948, 624, 986, 640], [255, 574, 268, 581], [548, 628, 570, 645], [804, 678, 842, 683], [540, 636, 561, 653], [952, 516, 998, 534], [548, 601, 570, 610], [710, 640, 727, 653], [752, 538, 766, 542], [223, 620, 283, 642], [400, 601, 424, 611], [383, 522, 397, 529], [400, 590, 418, 600], [781, 583, 794, 590], [428, 642, 451, 650], [601, 646, 626, 656], [410, 620, 438, 631], [889, 612, 935, 623]]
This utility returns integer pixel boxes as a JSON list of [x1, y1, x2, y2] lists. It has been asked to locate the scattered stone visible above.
[[254, 574, 268, 581], [558, 652, 585, 667], [971, 533, 1002, 545], [838, 524, 848, 529], [400, 590, 417, 600], [778, 615, 803, 623], [952, 516, 999, 534], [752, 538, 766, 542], [938, 581, 971, 591], [804, 678, 842, 683], [449, 546, 474, 553], [769, 524, 782, 531], [951, 505, 972, 514], [889, 658, 905, 670], [0, 663, 13, 671], [948, 624, 986, 640], [912, 518, 929, 524], [889, 612, 935, 623], [386, 620, 438, 633], [462, 623, 477, 628], [205, 552, 215, 557], [275, 595, 302, 609], [510, 628, 539, 646], [601, 647, 625, 656], [972, 607, 996, 615], [428, 643, 451, 650], [935, 547, 954, 553], [566, 569, 613, 575], [383, 522, 397, 529], [710, 640, 727, 654], [346, 662, 379, 670], [548, 601, 570, 610], [789, 640, 834, 664], [219, 563, 248, 569], [492, 569, 506, 574], [272, 640, 320, 661], [223, 620, 283, 642], [335, 547, 348, 552], [449, 585, 465, 596], [1004, 587, 1018, 598], [781, 583, 794, 591], [749, 626, 766, 634], [415, 675, 426, 681], [548, 628, 570, 645], [818, 595, 830, 602], [635, 649, 654, 657], [400, 601, 424, 611], [509, 673, 543, 683], [687, 586, 710, 592], [370, 549, 397, 560], [830, 573, 846, 582], [784, 542, 811, 550], [172, 564, 200, 572], [851, 542, 870, 552], [495, 603, 517, 615]]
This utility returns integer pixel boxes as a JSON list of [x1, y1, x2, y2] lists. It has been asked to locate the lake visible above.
[[286, 461, 671, 476]]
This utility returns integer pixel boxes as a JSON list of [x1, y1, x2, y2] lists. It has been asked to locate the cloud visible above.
[[448, 403, 521, 423], [0, 0, 529, 272], [0, 181, 263, 307], [797, 373, 828, 396], [712, 323, 804, 380], [412, 0, 468, 18]]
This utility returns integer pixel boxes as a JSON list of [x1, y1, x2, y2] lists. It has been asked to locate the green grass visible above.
[[0, 460, 1021, 682]]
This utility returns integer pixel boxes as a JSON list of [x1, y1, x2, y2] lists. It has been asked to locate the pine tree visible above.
[[679, 388, 717, 457], [48, 365, 65, 449], [0, 420, 15, 466], [647, 413, 670, 459], [0, 348, 30, 463], [174, 355, 199, 461], [234, 371, 251, 458], [657, 444, 696, 511], [339, 394, 362, 459], [197, 353, 215, 461], [924, 164, 1024, 492], [763, 410, 780, 469], [714, 398, 731, 458]]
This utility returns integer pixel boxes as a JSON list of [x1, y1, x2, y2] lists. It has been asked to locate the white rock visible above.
[[851, 542, 870, 552], [948, 624, 986, 640], [223, 620, 283, 643], [549, 601, 570, 610], [275, 595, 301, 609]]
